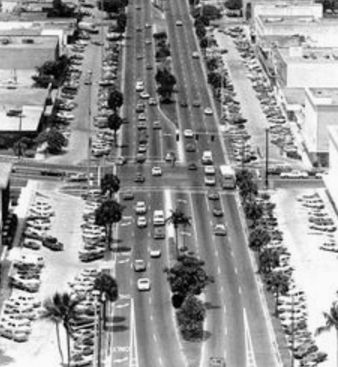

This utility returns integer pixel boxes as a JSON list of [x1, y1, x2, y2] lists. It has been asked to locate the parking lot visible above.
[[273, 188, 338, 367]]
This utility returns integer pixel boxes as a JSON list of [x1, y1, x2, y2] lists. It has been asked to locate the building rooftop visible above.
[[283, 88, 306, 106], [260, 34, 306, 48], [0, 162, 13, 189], [260, 15, 318, 25], [278, 46, 338, 63], [306, 88, 338, 106], [0, 34, 58, 48]]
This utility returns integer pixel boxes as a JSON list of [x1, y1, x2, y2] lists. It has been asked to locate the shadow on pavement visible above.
[[111, 324, 129, 332]]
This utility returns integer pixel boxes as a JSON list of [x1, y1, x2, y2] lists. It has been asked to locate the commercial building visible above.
[[0, 86, 51, 134], [303, 88, 338, 165], [252, 1, 322, 20], [0, 34, 59, 69], [271, 46, 338, 88], [325, 126, 338, 212], [254, 15, 338, 47]]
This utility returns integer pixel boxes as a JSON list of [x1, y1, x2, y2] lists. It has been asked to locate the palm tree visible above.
[[258, 247, 279, 274], [100, 173, 120, 199], [108, 89, 123, 112], [249, 226, 270, 255], [316, 301, 338, 366], [95, 199, 124, 253], [107, 113, 123, 147], [265, 271, 289, 315], [41, 292, 82, 367], [166, 208, 192, 258], [94, 272, 119, 327]]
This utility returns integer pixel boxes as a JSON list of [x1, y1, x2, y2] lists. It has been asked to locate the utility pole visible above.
[[265, 128, 269, 189], [291, 294, 295, 367], [17, 112, 23, 160]]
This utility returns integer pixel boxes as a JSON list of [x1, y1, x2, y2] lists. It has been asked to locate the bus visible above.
[[219, 165, 236, 189]]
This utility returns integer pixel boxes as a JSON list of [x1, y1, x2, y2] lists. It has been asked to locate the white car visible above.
[[204, 107, 213, 115], [204, 165, 216, 175], [192, 51, 199, 59], [149, 98, 157, 106], [150, 247, 161, 258], [176, 20, 183, 26], [183, 129, 194, 138], [140, 91, 150, 99], [152, 167, 162, 176], [204, 176, 216, 186], [280, 170, 309, 179], [135, 201, 147, 214], [133, 259, 146, 272], [137, 216, 147, 228], [135, 81, 144, 91], [137, 278, 151, 291], [138, 113, 147, 121], [214, 224, 227, 236]]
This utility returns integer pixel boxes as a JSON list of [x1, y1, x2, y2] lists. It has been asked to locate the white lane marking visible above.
[[238, 286, 242, 295], [223, 305, 227, 314], [113, 357, 129, 363], [116, 303, 129, 309], [217, 266, 221, 275], [234, 266, 238, 274], [243, 307, 258, 367], [153, 334, 158, 342]]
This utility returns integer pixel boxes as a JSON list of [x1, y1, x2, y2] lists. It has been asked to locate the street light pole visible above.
[[265, 128, 269, 189], [17, 113, 23, 160]]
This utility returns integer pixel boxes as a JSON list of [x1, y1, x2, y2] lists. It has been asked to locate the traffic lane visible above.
[[190, 193, 227, 364], [225, 194, 278, 366], [132, 190, 165, 367]]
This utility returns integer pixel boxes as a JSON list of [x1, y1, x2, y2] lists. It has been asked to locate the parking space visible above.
[[273, 188, 338, 367]]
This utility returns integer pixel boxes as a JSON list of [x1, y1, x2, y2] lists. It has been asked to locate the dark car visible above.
[[180, 101, 188, 108], [213, 207, 223, 217], [134, 174, 145, 183], [208, 190, 220, 201], [188, 163, 198, 171]]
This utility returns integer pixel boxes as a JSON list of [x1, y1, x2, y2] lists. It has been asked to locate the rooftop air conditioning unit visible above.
[[22, 38, 34, 44]]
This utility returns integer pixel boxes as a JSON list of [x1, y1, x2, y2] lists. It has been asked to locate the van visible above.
[[201, 151, 213, 164], [153, 210, 165, 226]]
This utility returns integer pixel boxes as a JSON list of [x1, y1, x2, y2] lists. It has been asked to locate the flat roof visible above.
[[282, 88, 306, 105], [0, 162, 12, 189], [0, 35, 58, 48], [307, 88, 338, 106], [0, 105, 43, 132], [0, 86, 47, 105], [259, 15, 318, 25], [279, 46, 338, 63], [261, 34, 305, 48]]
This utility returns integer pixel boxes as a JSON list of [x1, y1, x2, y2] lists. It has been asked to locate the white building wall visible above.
[[287, 63, 338, 88], [317, 106, 338, 152], [253, 3, 323, 19], [303, 90, 318, 153], [328, 131, 338, 179]]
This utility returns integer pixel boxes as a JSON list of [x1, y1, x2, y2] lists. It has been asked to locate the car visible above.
[[185, 143, 197, 152], [138, 113, 146, 121], [149, 98, 157, 106], [66, 172, 88, 182], [280, 171, 309, 179], [137, 216, 148, 228], [152, 166, 162, 176], [153, 210, 165, 226], [146, 64, 153, 70], [138, 144, 147, 153], [122, 191, 134, 200], [145, 23, 152, 29], [180, 101, 188, 108], [135, 153, 146, 163], [145, 39, 152, 45], [165, 152, 175, 162], [134, 174, 145, 183], [184, 129, 194, 138], [135, 102, 145, 112], [43, 236, 64, 251], [204, 176, 216, 186], [204, 107, 213, 115], [208, 190, 220, 200], [192, 100, 201, 107], [152, 120, 161, 129], [192, 51, 200, 59], [150, 247, 161, 258], [213, 207, 223, 217], [188, 162, 198, 171], [209, 357, 226, 367], [136, 54, 143, 60], [135, 82, 144, 92], [214, 224, 227, 236], [137, 120, 147, 130], [116, 156, 127, 166], [137, 278, 151, 291], [133, 259, 146, 272], [140, 91, 150, 99], [176, 20, 183, 26], [201, 150, 213, 164], [153, 227, 165, 239], [204, 165, 216, 175], [135, 201, 147, 214], [136, 27, 142, 32]]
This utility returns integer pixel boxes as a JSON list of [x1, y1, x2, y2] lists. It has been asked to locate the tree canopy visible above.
[[108, 89, 124, 112], [164, 255, 213, 298], [35, 128, 67, 154]]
